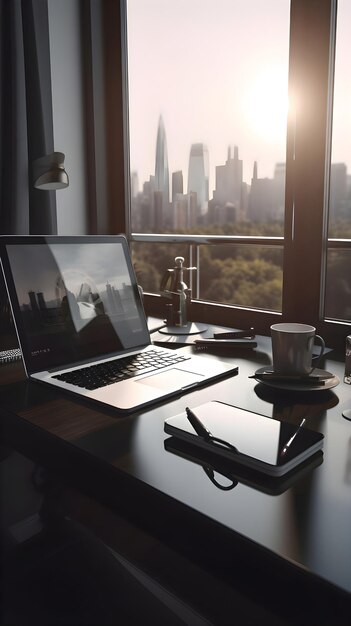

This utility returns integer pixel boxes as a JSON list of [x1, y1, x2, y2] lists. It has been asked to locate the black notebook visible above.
[[164, 401, 324, 477]]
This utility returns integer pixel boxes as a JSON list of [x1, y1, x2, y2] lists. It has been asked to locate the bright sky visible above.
[[331, 0, 351, 168], [127, 0, 350, 194]]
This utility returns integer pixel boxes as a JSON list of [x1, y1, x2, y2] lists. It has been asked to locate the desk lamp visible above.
[[33, 151, 69, 190]]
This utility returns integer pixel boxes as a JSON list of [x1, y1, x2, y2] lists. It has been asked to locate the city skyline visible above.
[[127, 0, 290, 193], [127, 0, 351, 196], [131, 114, 350, 232]]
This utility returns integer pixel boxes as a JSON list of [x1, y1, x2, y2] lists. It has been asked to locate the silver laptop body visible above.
[[0, 235, 238, 412]]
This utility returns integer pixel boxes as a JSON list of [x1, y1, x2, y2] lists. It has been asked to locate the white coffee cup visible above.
[[270, 323, 325, 375]]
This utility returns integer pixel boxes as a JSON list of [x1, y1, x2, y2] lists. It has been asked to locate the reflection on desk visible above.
[[0, 333, 351, 624]]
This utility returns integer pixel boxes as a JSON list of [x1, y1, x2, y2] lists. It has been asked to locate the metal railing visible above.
[[130, 232, 284, 300]]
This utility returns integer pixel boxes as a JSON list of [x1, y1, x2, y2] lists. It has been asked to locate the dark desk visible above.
[[1, 336, 351, 624]]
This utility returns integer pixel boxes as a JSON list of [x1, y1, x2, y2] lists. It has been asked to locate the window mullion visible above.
[[283, 0, 334, 328]]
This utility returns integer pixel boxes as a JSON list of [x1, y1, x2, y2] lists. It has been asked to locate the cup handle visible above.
[[312, 334, 325, 367]]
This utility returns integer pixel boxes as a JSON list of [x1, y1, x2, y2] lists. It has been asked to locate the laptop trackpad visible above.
[[137, 368, 203, 390]]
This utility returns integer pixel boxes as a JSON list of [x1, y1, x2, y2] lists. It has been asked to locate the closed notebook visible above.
[[164, 401, 324, 477]]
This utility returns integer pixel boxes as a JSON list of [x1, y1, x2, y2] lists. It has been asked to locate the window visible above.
[[100, 0, 350, 347], [127, 1, 289, 237], [324, 0, 351, 322], [126, 0, 289, 318]]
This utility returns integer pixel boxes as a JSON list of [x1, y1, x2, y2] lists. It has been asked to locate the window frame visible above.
[[95, 0, 351, 350]]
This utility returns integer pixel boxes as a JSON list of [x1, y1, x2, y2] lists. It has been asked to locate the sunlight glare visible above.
[[244, 70, 289, 141]]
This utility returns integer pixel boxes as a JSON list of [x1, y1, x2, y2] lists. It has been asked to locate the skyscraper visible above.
[[248, 162, 276, 221], [329, 163, 348, 220], [212, 145, 243, 209], [187, 143, 209, 215], [154, 115, 170, 207], [130, 171, 139, 199], [172, 170, 183, 202]]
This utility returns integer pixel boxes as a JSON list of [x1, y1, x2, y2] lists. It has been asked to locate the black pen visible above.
[[185, 407, 213, 440], [213, 327, 255, 339], [249, 373, 324, 385]]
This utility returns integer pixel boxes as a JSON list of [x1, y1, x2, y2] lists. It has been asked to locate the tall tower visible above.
[[154, 115, 170, 206], [172, 170, 183, 203], [130, 171, 139, 199], [213, 145, 243, 209], [187, 143, 209, 215]]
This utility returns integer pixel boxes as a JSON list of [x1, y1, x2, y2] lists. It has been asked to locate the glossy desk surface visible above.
[[1, 334, 351, 603]]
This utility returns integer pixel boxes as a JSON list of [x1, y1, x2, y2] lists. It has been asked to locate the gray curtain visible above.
[[0, 0, 57, 339], [0, 0, 57, 235]]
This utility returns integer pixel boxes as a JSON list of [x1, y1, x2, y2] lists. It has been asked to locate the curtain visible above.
[[0, 0, 57, 342], [0, 0, 57, 235]]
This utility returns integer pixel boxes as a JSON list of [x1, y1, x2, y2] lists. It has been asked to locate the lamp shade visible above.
[[33, 152, 69, 190]]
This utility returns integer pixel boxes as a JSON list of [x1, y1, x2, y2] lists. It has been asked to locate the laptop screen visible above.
[[1, 236, 150, 373]]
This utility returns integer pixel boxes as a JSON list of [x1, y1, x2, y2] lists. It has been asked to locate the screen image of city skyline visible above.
[[127, 0, 351, 198]]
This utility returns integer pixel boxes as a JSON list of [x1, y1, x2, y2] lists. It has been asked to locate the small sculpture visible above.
[[160, 256, 196, 327]]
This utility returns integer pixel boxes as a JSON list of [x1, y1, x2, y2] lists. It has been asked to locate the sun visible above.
[[244, 69, 289, 142]]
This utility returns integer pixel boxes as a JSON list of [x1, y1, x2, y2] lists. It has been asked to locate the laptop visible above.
[[0, 235, 238, 412]]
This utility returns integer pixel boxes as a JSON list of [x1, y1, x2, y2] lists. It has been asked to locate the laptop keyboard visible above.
[[53, 349, 190, 391]]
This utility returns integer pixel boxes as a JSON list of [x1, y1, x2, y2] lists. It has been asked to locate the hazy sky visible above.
[[331, 0, 351, 168], [127, 0, 350, 194]]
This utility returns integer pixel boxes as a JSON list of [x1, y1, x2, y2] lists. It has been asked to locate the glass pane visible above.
[[132, 241, 283, 312], [325, 250, 351, 322], [325, 0, 351, 322], [198, 245, 283, 311], [127, 0, 290, 236], [328, 0, 351, 238]]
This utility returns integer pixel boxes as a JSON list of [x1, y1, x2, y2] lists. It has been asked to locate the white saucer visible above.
[[253, 367, 340, 392]]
